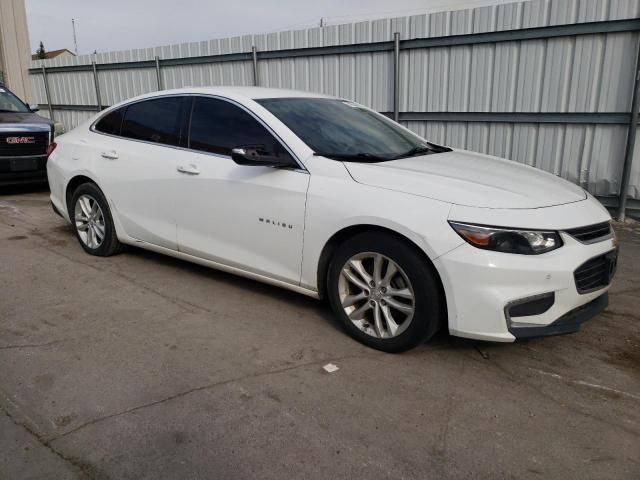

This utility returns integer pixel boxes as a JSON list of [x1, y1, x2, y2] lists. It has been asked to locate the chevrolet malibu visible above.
[[47, 87, 617, 352]]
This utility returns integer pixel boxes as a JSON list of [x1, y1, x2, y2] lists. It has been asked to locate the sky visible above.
[[26, 0, 515, 55]]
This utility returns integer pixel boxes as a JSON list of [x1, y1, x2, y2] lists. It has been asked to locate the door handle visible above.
[[177, 164, 200, 175], [101, 150, 119, 160]]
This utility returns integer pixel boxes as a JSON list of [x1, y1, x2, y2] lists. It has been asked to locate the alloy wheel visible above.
[[338, 252, 415, 338], [74, 194, 106, 249]]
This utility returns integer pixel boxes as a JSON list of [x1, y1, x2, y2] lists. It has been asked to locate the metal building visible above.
[[28, 0, 640, 216]]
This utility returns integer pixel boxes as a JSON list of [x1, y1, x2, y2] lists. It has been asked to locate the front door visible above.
[[174, 97, 309, 285]]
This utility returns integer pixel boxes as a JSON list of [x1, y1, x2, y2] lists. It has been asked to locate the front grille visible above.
[[0, 132, 49, 157], [574, 251, 617, 294], [565, 222, 612, 244]]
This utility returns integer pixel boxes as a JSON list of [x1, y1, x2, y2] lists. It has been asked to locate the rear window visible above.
[[94, 108, 125, 135], [120, 97, 185, 146]]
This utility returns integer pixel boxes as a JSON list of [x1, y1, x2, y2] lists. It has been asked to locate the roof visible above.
[[168, 86, 336, 100], [31, 48, 76, 60], [107, 86, 338, 110]]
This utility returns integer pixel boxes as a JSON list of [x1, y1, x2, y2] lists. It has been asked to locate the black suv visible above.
[[0, 84, 54, 186]]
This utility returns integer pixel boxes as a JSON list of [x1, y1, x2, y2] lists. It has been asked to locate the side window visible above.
[[120, 97, 185, 146], [94, 108, 125, 135], [189, 97, 291, 161]]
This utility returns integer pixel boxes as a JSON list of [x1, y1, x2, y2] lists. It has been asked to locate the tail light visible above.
[[46, 142, 57, 158]]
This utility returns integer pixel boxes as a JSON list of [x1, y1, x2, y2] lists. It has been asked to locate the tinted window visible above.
[[189, 97, 290, 160], [257, 98, 427, 161], [94, 108, 125, 135], [121, 97, 185, 146]]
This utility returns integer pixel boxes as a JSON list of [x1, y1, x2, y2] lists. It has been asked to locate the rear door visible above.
[[174, 96, 309, 285], [89, 96, 189, 250]]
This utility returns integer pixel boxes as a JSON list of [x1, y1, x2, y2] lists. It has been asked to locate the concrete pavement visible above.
[[1, 187, 639, 479]]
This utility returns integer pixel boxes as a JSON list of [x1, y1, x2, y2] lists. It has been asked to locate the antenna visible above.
[[72, 18, 79, 54]]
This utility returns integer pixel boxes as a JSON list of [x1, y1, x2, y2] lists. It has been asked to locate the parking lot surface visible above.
[[1, 187, 639, 480]]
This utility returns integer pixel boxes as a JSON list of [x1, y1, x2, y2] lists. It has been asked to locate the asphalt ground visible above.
[[1, 185, 639, 479]]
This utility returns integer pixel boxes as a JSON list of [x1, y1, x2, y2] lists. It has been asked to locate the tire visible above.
[[69, 182, 122, 256], [327, 231, 443, 352]]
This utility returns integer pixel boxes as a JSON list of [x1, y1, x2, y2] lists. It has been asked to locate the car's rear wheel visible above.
[[70, 183, 122, 256], [327, 231, 443, 352]]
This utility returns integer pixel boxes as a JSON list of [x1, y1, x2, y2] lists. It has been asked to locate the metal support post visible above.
[[252, 46, 259, 86], [155, 56, 163, 91], [92, 60, 102, 111], [41, 64, 54, 120], [393, 32, 400, 122], [618, 40, 640, 221]]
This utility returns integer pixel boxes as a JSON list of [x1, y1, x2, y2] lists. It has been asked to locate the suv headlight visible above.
[[448, 221, 562, 255]]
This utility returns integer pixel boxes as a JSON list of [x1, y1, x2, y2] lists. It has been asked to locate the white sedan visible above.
[[47, 87, 617, 352]]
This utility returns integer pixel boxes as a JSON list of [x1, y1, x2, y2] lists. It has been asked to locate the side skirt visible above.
[[124, 239, 321, 300]]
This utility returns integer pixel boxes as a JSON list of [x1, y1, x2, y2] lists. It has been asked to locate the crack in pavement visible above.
[[434, 355, 466, 464], [0, 403, 93, 480], [529, 368, 640, 402], [0, 340, 64, 351], [599, 310, 640, 322], [48, 353, 376, 444], [462, 351, 640, 438]]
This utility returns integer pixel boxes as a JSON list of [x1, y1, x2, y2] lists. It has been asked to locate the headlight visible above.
[[448, 221, 562, 255]]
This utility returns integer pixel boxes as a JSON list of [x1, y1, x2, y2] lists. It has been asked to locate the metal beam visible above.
[[27, 18, 640, 75], [258, 41, 393, 61], [39, 104, 637, 125], [618, 38, 640, 221], [402, 18, 640, 51], [387, 112, 633, 124], [38, 104, 104, 112], [598, 196, 640, 219], [161, 51, 252, 67]]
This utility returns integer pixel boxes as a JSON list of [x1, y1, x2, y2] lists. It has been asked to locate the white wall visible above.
[[0, 0, 34, 101]]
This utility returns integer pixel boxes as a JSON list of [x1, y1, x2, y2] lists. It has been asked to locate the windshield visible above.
[[0, 87, 30, 113], [257, 98, 437, 162]]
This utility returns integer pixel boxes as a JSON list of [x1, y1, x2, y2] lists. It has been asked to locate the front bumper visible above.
[[507, 293, 608, 339], [434, 231, 617, 342], [0, 155, 48, 186]]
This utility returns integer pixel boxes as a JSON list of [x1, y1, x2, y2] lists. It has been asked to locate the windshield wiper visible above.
[[391, 142, 452, 160], [313, 152, 388, 163]]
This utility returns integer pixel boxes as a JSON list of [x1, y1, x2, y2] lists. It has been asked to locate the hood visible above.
[[343, 149, 587, 209], [0, 111, 54, 126]]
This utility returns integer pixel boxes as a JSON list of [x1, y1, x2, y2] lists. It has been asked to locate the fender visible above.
[[63, 171, 133, 245]]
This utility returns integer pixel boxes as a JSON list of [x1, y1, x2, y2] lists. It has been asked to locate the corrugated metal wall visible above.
[[29, 0, 640, 200]]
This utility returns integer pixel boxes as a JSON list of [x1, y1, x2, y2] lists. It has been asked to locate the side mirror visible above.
[[29, 104, 40, 112], [231, 145, 294, 168]]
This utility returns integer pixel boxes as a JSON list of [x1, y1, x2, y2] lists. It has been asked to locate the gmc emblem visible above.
[[6, 136, 36, 144]]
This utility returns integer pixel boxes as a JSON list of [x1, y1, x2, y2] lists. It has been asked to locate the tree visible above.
[[36, 41, 46, 60]]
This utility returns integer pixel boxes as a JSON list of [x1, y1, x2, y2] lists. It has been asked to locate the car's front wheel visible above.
[[327, 232, 443, 352], [70, 182, 122, 256]]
